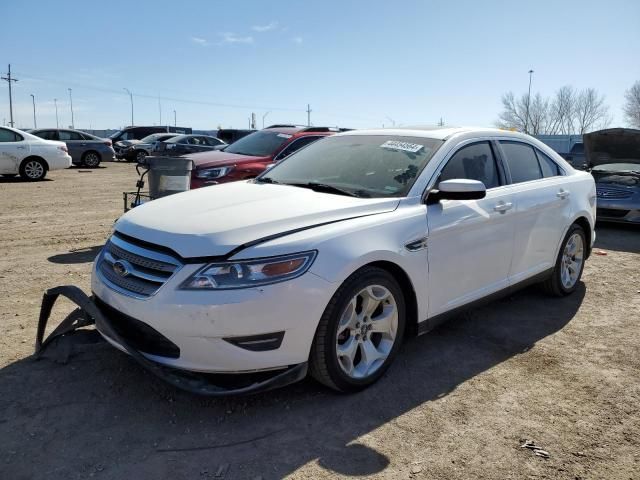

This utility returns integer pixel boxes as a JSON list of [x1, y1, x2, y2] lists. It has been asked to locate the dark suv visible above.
[[186, 125, 350, 189]]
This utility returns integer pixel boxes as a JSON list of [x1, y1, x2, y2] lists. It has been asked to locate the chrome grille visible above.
[[97, 234, 182, 299], [596, 187, 633, 199]]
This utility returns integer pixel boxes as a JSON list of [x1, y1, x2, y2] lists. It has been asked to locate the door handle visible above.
[[16, 146, 26, 149], [556, 189, 570, 199], [493, 201, 513, 213]]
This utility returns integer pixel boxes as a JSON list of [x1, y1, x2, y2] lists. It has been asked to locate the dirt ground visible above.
[[0, 163, 639, 480]]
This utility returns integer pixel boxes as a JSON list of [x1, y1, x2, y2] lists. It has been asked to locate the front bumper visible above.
[[91, 258, 335, 373], [35, 285, 308, 396], [596, 198, 640, 223]]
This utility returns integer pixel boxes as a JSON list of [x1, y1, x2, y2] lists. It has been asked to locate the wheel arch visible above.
[[570, 215, 593, 259], [21, 155, 49, 170], [365, 260, 420, 338]]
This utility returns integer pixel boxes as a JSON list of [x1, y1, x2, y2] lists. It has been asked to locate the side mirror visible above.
[[427, 179, 486, 203]]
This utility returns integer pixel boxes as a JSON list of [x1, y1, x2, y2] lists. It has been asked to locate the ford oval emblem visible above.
[[112, 259, 132, 278]]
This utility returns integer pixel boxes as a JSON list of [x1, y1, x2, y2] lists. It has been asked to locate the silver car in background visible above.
[[30, 128, 115, 167]]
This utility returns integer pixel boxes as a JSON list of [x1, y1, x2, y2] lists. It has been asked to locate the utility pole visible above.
[[437, 117, 444, 127], [54, 98, 59, 128], [250, 112, 256, 129], [30, 94, 36, 128], [306, 104, 312, 126], [173, 109, 176, 127], [158, 95, 163, 130], [68, 88, 75, 128], [2, 64, 18, 128], [262, 111, 270, 128], [524, 69, 534, 134], [123, 87, 133, 126]]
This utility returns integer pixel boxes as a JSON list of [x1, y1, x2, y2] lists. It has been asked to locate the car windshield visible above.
[[259, 135, 443, 198], [224, 130, 292, 156]]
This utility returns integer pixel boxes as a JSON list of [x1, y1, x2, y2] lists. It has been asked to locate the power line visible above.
[[1, 64, 18, 127]]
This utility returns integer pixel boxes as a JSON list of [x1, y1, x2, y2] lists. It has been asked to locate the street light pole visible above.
[[173, 109, 176, 127], [68, 88, 75, 128], [524, 69, 534, 134], [54, 98, 59, 128], [123, 88, 134, 126], [262, 111, 270, 128], [30, 94, 37, 129]]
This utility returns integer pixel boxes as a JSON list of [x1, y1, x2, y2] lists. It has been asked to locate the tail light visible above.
[[58, 145, 68, 153]]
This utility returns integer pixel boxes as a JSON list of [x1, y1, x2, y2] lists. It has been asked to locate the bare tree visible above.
[[623, 81, 640, 128], [497, 85, 610, 135], [547, 86, 576, 135], [496, 92, 528, 132], [574, 88, 610, 134]]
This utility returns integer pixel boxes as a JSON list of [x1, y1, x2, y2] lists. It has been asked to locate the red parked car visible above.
[[186, 125, 350, 188]]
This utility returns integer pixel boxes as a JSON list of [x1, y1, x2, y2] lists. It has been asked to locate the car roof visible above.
[[337, 126, 532, 141]]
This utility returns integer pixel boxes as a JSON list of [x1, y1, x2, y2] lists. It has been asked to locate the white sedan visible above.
[[91, 127, 596, 394], [0, 126, 71, 180]]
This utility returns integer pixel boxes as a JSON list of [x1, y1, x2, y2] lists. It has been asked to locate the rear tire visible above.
[[309, 266, 406, 392], [543, 224, 586, 296], [135, 150, 147, 163], [82, 151, 101, 168], [19, 158, 47, 181]]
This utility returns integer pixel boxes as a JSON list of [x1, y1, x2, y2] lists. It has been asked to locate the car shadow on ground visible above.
[[47, 245, 103, 264], [594, 222, 640, 254], [0, 176, 53, 183], [0, 284, 585, 479]]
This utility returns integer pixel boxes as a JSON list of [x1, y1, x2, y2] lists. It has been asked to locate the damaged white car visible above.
[[87, 127, 596, 394]]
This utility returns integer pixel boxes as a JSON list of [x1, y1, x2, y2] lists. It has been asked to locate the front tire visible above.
[[19, 158, 47, 181], [543, 224, 586, 296], [309, 266, 406, 392], [135, 150, 147, 163]]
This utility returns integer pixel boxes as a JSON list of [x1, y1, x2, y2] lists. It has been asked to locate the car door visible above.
[[426, 140, 515, 317], [0, 128, 30, 174], [497, 140, 573, 283], [58, 130, 86, 163]]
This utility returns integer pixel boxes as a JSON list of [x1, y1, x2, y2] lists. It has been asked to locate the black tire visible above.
[[82, 150, 101, 168], [309, 266, 406, 392], [543, 223, 586, 296], [19, 158, 47, 181], [135, 150, 147, 163]]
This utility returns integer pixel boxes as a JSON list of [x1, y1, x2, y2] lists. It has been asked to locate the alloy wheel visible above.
[[136, 151, 147, 162], [24, 161, 44, 179], [335, 285, 398, 379], [561, 233, 584, 289], [84, 152, 100, 167]]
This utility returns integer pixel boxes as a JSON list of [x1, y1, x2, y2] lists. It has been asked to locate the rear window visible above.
[[500, 141, 542, 183]]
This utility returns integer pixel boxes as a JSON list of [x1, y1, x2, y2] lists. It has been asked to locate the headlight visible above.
[[180, 251, 317, 290], [195, 166, 234, 180]]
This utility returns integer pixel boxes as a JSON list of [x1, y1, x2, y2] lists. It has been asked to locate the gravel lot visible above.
[[0, 163, 639, 479]]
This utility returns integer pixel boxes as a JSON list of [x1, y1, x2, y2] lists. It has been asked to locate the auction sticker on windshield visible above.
[[380, 140, 424, 153]]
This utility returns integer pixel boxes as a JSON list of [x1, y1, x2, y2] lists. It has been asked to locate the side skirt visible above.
[[417, 268, 554, 335]]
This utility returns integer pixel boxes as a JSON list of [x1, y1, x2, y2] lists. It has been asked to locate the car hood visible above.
[[115, 181, 400, 258], [584, 128, 640, 167], [186, 150, 268, 169]]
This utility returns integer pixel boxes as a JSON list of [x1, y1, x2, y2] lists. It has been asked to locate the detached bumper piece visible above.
[[35, 285, 307, 396]]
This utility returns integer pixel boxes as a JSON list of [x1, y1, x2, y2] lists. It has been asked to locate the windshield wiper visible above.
[[283, 182, 364, 197], [256, 177, 279, 184]]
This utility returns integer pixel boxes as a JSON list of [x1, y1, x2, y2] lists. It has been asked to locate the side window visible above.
[[500, 141, 542, 183], [58, 131, 83, 141], [81, 132, 96, 140], [535, 149, 561, 177], [204, 137, 222, 146], [438, 141, 501, 189], [35, 130, 58, 140], [276, 136, 322, 160], [0, 128, 22, 142]]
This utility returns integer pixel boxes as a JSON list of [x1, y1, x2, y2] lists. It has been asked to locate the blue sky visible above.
[[2, 0, 639, 130]]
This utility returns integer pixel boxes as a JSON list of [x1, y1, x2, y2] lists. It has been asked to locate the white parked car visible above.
[[91, 127, 596, 394], [0, 126, 72, 180]]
